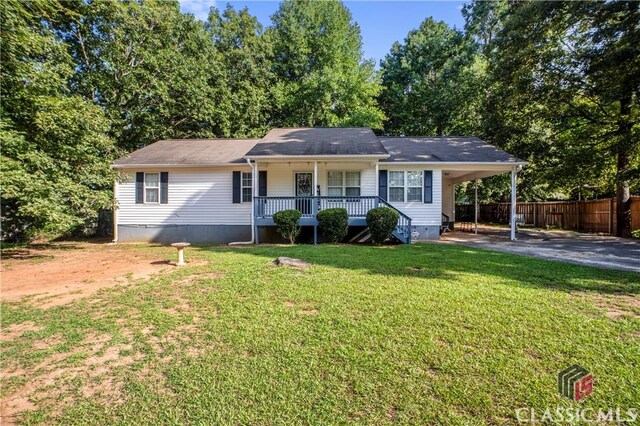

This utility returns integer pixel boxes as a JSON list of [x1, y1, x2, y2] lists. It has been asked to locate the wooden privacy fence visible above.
[[456, 197, 640, 235]]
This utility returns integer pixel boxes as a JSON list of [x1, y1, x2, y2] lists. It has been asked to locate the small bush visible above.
[[632, 229, 640, 239], [366, 207, 399, 245], [317, 208, 349, 243], [272, 209, 302, 244]]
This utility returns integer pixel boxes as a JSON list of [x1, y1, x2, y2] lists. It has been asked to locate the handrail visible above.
[[377, 196, 412, 244], [253, 195, 413, 243]]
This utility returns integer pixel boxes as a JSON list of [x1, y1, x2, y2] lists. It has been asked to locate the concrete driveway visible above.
[[439, 226, 640, 273]]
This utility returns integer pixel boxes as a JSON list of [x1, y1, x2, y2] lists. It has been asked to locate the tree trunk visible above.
[[615, 95, 633, 238], [615, 151, 632, 238]]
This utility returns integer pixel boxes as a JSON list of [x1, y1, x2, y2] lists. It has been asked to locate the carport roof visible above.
[[379, 136, 525, 164]]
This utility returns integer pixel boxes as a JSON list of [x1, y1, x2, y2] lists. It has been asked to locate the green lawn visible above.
[[2, 243, 639, 424]]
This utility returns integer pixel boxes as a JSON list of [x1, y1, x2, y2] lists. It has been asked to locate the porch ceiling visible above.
[[443, 167, 517, 183]]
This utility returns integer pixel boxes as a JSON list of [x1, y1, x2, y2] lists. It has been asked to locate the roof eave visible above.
[[244, 154, 390, 160], [379, 161, 528, 166], [112, 163, 250, 169]]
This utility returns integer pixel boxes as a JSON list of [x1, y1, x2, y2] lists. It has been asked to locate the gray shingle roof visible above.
[[379, 137, 525, 163], [113, 139, 259, 167], [245, 127, 389, 157], [112, 131, 525, 167]]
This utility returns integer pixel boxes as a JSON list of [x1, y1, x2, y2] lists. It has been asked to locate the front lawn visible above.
[[1, 243, 638, 424]]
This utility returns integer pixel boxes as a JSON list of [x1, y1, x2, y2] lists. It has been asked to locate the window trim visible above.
[[144, 172, 160, 204], [327, 170, 361, 199], [241, 171, 253, 203], [387, 170, 423, 203]]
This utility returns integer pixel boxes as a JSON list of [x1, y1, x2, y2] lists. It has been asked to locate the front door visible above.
[[295, 172, 313, 214]]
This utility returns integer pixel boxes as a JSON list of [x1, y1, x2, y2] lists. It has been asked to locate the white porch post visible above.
[[375, 162, 379, 192], [474, 179, 478, 234], [313, 161, 318, 244], [313, 161, 318, 195], [510, 168, 517, 241], [254, 161, 259, 244]]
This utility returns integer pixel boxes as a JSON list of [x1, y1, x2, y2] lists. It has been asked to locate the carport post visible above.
[[510, 168, 517, 241], [474, 179, 478, 234]]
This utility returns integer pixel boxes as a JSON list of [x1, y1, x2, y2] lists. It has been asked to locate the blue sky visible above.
[[178, 1, 468, 66]]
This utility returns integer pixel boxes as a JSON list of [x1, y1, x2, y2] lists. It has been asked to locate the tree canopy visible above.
[[379, 18, 482, 137], [268, 0, 384, 128], [1, 0, 637, 239]]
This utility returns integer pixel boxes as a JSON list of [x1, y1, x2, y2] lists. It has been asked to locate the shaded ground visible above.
[[1, 243, 638, 425], [440, 226, 640, 273], [1, 242, 176, 307]]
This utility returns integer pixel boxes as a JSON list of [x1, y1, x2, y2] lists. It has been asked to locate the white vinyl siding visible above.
[[261, 162, 376, 197], [380, 166, 443, 226], [442, 178, 455, 221], [115, 163, 443, 228], [116, 168, 252, 225]]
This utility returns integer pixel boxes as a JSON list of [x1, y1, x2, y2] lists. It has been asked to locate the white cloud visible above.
[[179, 0, 217, 21]]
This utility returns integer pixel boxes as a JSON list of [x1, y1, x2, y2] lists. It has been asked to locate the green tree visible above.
[[207, 5, 273, 137], [487, 1, 639, 236], [58, 0, 228, 151], [268, 0, 384, 128], [1, 0, 118, 240], [379, 18, 483, 136]]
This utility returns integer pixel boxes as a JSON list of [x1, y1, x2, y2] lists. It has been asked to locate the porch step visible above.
[[349, 227, 372, 243], [392, 229, 411, 244]]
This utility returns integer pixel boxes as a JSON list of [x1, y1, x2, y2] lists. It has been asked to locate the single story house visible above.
[[112, 127, 526, 244]]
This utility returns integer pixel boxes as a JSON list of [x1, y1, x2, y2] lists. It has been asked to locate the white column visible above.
[[254, 162, 259, 196], [474, 179, 478, 234], [313, 161, 318, 195], [510, 169, 517, 241], [375, 162, 379, 195], [253, 161, 258, 244]]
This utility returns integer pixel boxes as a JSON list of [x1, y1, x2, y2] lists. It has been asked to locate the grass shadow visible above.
[[199, 243, 640, 295]]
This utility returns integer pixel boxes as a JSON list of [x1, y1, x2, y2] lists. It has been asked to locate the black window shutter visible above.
[[378, 170, 387, 201], [160, 172, 169, 204], [232, 171, 241, 203], [424, 170, 433, 204], [258, 171, 267, 196], [135, 172, 144, 204]]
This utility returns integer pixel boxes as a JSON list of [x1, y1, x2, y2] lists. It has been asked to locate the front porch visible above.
[[253, 195, 413, 244]]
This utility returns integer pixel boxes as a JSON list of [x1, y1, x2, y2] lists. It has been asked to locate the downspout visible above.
[[112, 179, 118, 243], [229, 159, 256, 245]]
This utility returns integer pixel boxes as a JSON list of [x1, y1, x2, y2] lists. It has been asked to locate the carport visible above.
[[441, 164, 524, 241]]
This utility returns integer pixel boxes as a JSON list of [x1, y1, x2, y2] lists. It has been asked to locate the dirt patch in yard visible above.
[[0, 331, 145, 425], [574, 293, 640, 320], [1, 242, 174, 307]]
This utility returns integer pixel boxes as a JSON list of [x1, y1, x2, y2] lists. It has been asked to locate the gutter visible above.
[[112, 180, 118, 243], [111, 163, 252, 169], [377, 161, 529, 166], [243, 154, 390, 160]]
